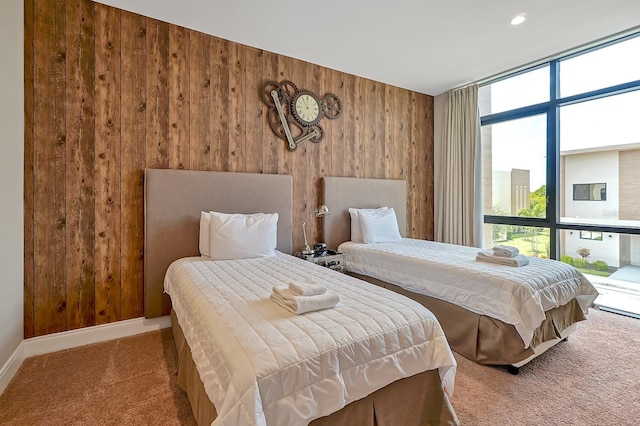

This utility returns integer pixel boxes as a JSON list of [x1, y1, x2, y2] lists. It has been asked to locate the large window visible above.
[[482, 115, 547, 219], [479, 66, 549, 115], [484, 224, 550, 258], [559, 36, 640, 98], [480, 33, 640, 261]]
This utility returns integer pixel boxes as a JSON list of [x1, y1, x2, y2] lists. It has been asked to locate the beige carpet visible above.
[[1, 308, 639, 425], [0, 329, 196, 426], [451, 308, 640, 425]]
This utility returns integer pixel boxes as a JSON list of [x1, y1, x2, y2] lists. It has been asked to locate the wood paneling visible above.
[[120, 10, 146, 320], [24, 0, 435, 336], [23, 0, 35, 339], [32, 0, 67, 336], [168, 25, 190, 170], [228, 43, 245, 172], [261, 51, 279, 175], [145, 18, 169, 170], [244, 48, 263, 174], [65, 0, 96, 329], [211, 37, 230, 172], [188, 31, 210, 172], [94, 3, 122, 325]]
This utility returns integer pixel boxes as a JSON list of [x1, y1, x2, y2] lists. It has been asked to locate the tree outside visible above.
[[490, 184, 612, 273], [516, 185, 547, 257], [491, 185, 549, 257]]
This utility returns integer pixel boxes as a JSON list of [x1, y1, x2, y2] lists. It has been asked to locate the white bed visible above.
[[165, 252, 457, 425], [322, 176, 599, 373], [339, 238, 598, 350], [144, 169, 460, 425]]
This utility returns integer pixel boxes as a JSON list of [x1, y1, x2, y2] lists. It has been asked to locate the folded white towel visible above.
[[270, 286, 340, 314], [476, 249, 529, 267], [492, 245, 520, 258], [288, 278, 326, 296]]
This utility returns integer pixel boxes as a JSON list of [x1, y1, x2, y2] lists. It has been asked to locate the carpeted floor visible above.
[[1, 308, 639, 425], [0, 328, 196, 426], [451, 308, 640, 425]]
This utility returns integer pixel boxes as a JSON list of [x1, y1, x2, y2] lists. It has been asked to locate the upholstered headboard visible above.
[[144, 169, 293, 318], [321, 177, 407, 251]]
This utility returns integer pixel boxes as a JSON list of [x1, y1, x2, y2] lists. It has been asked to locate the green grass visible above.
[[576, 268, 611, 277], [495, 230, 613, 276], [497, 232, 550, 257]]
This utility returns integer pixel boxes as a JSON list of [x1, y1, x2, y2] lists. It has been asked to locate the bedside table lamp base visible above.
[[301, 204, 330, 255], [302, 221, 313, 255]]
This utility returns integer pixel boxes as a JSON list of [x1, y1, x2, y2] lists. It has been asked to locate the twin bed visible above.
[[143, 169, 597, 425], [144, 169, 459, 426], [322, 176, 599, 373]]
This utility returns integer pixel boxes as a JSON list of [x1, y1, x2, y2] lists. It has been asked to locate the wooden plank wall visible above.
[[24, 0, 435, 337]]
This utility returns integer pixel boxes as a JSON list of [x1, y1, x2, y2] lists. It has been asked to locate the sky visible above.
[[483, 35, 640, 190]]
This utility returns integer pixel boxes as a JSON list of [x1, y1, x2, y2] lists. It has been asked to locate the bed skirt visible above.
[[348, 273, 586, 365], [170, 309, 459, 426]]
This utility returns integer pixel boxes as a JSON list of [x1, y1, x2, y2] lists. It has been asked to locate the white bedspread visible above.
[[164, 252, 456, 426], [339, 239, 599, 347]]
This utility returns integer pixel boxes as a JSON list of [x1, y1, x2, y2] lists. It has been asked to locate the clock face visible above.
[[292, 91, 323, 126]]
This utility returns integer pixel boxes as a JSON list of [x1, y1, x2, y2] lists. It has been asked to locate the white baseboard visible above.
[[0, 315, 171, 395], [0, 340, 26, 396]]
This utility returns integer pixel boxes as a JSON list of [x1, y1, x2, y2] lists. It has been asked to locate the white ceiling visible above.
[[96, 0, 640, 96]]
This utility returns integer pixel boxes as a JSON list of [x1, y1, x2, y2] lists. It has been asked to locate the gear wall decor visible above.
[[260, 80, 343, 151]]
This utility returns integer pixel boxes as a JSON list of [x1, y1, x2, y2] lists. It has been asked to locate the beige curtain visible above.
[[434, 84, 483, 247]]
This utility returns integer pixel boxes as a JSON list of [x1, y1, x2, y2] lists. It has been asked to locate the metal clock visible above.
[[260, 80, 343, 151]]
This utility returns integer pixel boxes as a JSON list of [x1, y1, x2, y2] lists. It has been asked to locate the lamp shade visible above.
[[315, 205, 330, 217]]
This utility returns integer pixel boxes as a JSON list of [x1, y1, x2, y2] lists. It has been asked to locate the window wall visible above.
[[480, 33, 640, 271]]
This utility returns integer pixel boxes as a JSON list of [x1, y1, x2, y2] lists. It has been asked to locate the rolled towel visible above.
[[271, 286, 340, 314], [289, 279, 326, 296], [493, 245, 520, 258], [476, 249, 529, 267]]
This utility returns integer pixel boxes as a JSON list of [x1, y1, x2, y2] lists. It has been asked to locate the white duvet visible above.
[[164, 252, 456, 426], [339, 238, 599, 348]]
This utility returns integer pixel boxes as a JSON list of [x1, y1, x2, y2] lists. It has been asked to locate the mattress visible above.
[[164, 252, 457, 426], [338, 238, 599, 347]]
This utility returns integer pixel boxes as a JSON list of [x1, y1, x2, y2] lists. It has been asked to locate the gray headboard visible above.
[[322, 177, 407, 250], [144, 169, 293, 318]]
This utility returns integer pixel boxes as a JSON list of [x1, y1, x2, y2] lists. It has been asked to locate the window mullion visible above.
[[547, 60, 559, 259]]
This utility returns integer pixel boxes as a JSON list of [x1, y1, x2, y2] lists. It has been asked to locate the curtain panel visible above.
[[434, 84, 483, 247]]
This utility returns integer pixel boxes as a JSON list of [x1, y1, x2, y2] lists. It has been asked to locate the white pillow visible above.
[[348, 207, 388, 242], [209, 212, 278, 260], [359, 207, 402, 244], [199, 211, 211, 257]]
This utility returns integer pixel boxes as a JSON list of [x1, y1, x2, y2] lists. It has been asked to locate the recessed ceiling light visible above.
[[510, 13, 527, 26]]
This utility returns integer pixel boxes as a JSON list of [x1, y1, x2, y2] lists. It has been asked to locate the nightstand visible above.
[[296, 251, 346, 272]]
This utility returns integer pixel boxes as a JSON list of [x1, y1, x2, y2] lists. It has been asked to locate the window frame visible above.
[[579, 231, 603, 241], [480, 33, 640, 259], [572, 183, 606, 201]]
